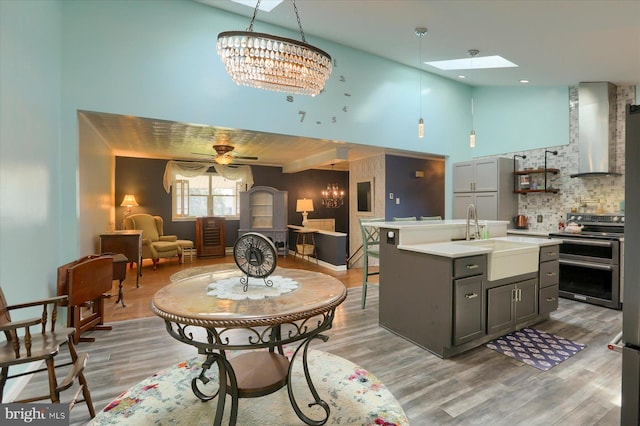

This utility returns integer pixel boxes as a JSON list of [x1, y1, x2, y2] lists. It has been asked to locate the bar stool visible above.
[[359, 217, 384, 309]]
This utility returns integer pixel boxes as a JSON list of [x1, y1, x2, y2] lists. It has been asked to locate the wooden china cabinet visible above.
[[238, 186, 289, 256]]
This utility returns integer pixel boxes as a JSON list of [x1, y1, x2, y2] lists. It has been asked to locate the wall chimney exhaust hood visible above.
[[570, 82, 621, 178]]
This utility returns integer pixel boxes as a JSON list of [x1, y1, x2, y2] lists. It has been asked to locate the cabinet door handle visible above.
[[466, 264, 479, 270], [546, 252, 557, 256], [465, 293, 478, 299], [546, 272, 557, 277], [514, 288, 522, 302], [546, 297, 556, 302]]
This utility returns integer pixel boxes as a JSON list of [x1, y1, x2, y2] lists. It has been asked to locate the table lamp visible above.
[[296, 198, 314, 227], [120, 194, 139, 228]]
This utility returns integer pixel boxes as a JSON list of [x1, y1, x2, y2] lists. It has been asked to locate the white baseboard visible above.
[[286, 250, 346, 272]]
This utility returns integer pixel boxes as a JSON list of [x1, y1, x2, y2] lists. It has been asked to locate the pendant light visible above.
[[416, 28, 427, 138], [468, 49, 479, 148], [470, 97, 476, 148]]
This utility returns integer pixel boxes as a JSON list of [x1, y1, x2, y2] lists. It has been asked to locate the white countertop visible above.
[[398, 236, 562, 258], [370, 219, 509, 229]]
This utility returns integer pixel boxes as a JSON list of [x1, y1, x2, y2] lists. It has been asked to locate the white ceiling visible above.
[[202, 0, 640, 87], [87, 0, 640, 171]]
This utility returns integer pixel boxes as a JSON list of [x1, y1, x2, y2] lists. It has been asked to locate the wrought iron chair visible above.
[[0, 287, 95, 417], [393, 216, 417, 221], [359, 217, 384, 309]]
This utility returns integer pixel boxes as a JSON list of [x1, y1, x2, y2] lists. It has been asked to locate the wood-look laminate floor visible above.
[[15, 255, 623, 425]]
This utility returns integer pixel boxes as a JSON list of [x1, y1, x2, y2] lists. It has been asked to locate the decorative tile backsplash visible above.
[[484, 85, 635, 232]]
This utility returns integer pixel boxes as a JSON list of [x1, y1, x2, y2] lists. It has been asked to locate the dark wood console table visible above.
[[100, 231, 142, 287], [151, 267, 347, 425]]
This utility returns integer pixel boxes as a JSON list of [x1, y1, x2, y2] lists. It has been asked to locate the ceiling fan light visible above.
[[215, 155, 234, 165]]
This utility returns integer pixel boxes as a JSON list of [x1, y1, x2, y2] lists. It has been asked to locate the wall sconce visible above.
[[120, 194, 139, 228], [296, 198, 314, 227], [415, 171, 425, 178]]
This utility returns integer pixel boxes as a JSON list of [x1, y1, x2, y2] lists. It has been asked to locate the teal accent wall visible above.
[[0, 0, 62, 304], [58, 0, 470, 156], [471, 86, 570, 157]]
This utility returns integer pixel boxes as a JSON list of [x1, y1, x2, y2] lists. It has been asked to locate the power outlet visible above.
[[396, 197, 401, 205], [389, 192, 394, 199], [537, 214, 543, 223]]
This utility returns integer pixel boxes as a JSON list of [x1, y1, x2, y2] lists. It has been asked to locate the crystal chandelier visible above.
[[321, 183, 344, 208], [216, 0, 332, 97], [321, 164, 344, 208]]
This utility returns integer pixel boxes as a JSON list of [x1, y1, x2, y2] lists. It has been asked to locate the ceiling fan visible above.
[[192, 144, 259, 165]]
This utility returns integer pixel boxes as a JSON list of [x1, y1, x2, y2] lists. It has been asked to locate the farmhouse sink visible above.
[[457, 239, 539, 281]]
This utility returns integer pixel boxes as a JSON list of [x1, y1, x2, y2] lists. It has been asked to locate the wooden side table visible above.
[[294, 228, 318, 263]]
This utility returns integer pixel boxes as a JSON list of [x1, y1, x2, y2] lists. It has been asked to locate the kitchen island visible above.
[[374, 220, 561, 358]]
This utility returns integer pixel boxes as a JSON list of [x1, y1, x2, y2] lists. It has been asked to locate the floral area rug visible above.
[[89, 348, 408, 425], [486, 327, 586, 371]]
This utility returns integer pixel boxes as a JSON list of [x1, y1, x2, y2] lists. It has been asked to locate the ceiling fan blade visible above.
[[191, 152, 214, 156], [234, 155, 259, 160]]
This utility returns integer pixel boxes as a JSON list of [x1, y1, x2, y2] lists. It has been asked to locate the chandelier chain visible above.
[[291, 0, 307, 43], [246, 0, 307, 43], [247, 0, 261, 31]]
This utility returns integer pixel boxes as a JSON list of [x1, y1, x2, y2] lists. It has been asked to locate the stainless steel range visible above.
[[549, 212, 624, 310]]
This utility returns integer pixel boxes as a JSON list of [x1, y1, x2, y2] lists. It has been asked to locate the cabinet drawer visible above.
[[539, 260, 559, 288], [453, 275, 485, 345], [539, 245, 560, 262], [539, 284, 559, 316], [453, 255, 486, 278]]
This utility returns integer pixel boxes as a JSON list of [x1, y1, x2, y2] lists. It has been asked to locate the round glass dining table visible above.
[[151, 266, 347, 425]]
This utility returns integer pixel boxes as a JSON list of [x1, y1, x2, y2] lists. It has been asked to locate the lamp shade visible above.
[[120, 194, 139, 207], [296, 198, 314, 212]]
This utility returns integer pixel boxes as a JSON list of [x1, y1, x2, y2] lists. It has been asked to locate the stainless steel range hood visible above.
[[571, 82, 621, 178]]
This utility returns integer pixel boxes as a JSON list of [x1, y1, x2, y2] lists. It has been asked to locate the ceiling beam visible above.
[[282, 147, 349, 173]]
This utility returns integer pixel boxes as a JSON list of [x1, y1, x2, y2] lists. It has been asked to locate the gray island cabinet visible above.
[[377, 221, 560, 359]]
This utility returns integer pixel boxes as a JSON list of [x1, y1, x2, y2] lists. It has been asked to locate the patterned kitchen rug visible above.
[[89, 348, 408, 425], [486, 327, 586, 371]]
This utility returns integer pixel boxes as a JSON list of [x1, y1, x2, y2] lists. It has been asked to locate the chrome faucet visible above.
[[466, 203, 480, 240]]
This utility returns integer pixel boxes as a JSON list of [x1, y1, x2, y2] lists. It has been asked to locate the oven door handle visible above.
[[559, 258, 615, 271], [558, 238, 615, 247]]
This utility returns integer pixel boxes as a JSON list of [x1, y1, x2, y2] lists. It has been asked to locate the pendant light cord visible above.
[[416, 28, 427, 118]]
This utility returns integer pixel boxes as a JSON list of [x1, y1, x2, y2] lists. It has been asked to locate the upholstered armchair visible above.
[[124, 214, 182, 269]]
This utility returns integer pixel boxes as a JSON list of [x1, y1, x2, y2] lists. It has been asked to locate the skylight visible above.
[[425, 55, 518, 71], [230, 0, 283, 12]]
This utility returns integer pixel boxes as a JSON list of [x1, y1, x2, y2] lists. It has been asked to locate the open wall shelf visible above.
[[513, 168, 560, 194]]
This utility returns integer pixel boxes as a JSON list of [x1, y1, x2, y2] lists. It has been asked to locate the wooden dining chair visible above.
[[359, 218, 385, 309], [0, 287, 95, 417]]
